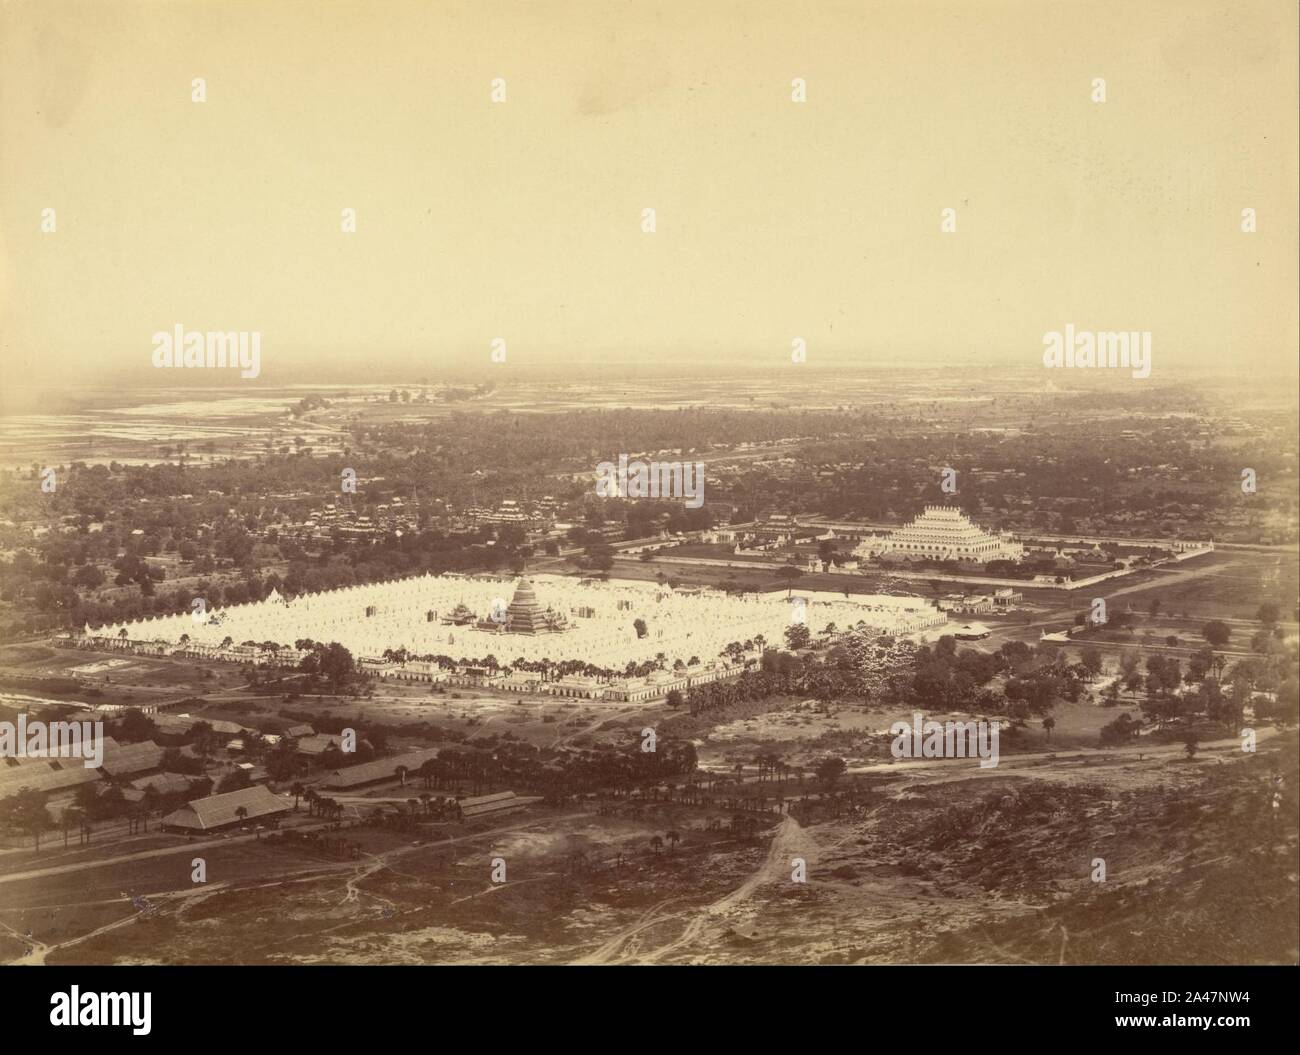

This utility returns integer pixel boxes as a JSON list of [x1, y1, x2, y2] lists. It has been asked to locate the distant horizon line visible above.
[[7, 356, 1298, 381]]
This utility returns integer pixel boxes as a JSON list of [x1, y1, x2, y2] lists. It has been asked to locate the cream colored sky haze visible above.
[[1, 0, 1297, 389]]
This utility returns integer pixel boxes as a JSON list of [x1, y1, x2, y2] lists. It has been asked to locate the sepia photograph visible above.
[[0, 0, 1297, 1035]]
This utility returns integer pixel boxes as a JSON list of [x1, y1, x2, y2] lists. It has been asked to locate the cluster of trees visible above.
[[0, 770, 214, 851], [1099, 624, 1300, 744], [909, 637, 1095, 718], [377, 646, 690, 684], [0, 444, 542, 635], [2, 512, 593, 637], [745, 405, 1297, 543], [292, 730, 705, 806], [297, 641, 356, 693], [676, 631, 1101, 723], [676, 650, 862, 718], [538, 738, 700, 803], [0, 788, 60, 850]]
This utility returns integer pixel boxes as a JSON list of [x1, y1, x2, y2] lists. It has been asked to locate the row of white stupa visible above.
[[88, 573, 946, 669]]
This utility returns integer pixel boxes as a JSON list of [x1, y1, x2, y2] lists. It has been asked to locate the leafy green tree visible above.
[[216, 769, 251, 793], [1079, 646, 1103, 678], [1202, 620, 1231, 649], [115, 707, 157, 743], [300, 641, 355, 693], [1099, 713, 1140, 746], [0, 789, 53, 851], [784, 623, 812, 650], [814, 755, 847, 789]]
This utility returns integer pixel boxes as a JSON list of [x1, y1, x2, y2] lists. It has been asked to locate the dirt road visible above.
[[572, 815, 816, 965]]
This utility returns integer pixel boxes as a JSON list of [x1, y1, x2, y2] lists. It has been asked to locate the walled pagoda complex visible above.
[[74, 573, 947, 691]]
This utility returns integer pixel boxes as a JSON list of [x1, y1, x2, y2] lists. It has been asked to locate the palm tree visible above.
[[1042, 716, 1056, 740], [649, 835, 664, 855], [142, 786, 160, 828], [61, 807, 83, 849], [235, 806, 249, 826], [395, 765, 409, 787], [290, 782, 304, 811], [665, 829, 681, 852]]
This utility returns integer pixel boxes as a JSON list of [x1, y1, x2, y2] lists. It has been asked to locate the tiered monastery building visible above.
[[854, 505, 1024, 563]]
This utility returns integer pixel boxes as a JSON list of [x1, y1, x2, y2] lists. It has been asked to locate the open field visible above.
[[0, 643, 244, 712], [621, 545, 1296, 615]]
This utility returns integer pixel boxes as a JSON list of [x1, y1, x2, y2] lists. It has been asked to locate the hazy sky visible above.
[[2, 0, 1297, 391]]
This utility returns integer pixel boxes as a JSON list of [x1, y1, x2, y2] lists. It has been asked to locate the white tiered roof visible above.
[[855, 505, 1023, 562]]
